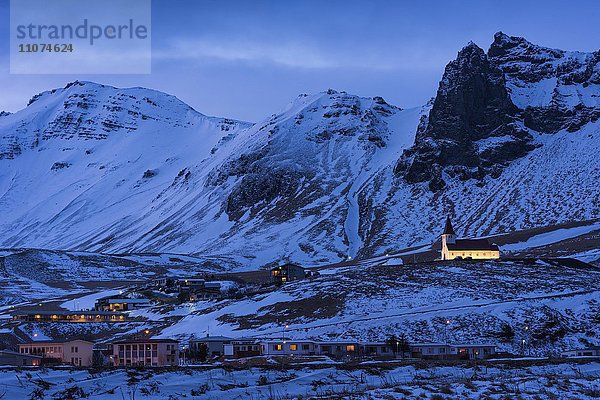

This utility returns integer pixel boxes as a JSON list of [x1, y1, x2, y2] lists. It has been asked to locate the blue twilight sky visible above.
[[0, 0, 599, 122]]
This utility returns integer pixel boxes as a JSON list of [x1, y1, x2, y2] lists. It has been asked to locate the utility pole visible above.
[[445, 319, 450, 345]]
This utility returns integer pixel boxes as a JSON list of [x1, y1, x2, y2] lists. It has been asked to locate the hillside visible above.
[[1, 256, 598, 359]]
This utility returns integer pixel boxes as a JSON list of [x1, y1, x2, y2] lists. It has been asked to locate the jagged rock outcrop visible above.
[[395, 42, 535, 190], [490, 32, 600, 133]]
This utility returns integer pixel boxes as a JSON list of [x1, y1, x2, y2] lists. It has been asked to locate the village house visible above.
[[455, 344, 497, 359], [18, 339, 94, 366], [441, 217, 500, 260], [94, 296, 151, 311], [409, 343, 455, 359], [270, 263, 315, 285], [178, 278, 207, 292], [561, 346, 600, 357], [189, 335, 232, 357], [111, 338, 179, 367], [0, 349, 42, 366], [410, 343, 496, 360], [223, 338, 262, 358], [11, 310, 126, 323], [259, 340, 318, 356], [361, 342, 396, 357], [189, 282, 223, 301], [315, 341, 360, 358], [152, 277, 169, 287]]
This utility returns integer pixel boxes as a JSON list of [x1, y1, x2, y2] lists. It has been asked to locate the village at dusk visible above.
[[0, 0, 599, 398]]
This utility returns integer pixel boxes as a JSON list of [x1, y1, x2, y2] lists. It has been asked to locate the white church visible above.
[[441, 216, 500, 260]]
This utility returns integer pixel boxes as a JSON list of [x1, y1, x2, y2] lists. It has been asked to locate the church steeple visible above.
[[443, 216, 456, 235], [441, 216, 457, 260]]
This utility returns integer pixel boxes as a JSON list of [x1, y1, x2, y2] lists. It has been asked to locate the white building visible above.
[[441, 216, 500, 260]]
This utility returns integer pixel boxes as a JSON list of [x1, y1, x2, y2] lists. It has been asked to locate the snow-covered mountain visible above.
[[0, 33, 598, 269]]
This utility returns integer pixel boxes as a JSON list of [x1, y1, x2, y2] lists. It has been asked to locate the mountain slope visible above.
[[0, 33, 599, 268]]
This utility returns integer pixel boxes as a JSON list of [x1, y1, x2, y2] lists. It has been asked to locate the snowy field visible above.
[[0, 360, 598, 399]]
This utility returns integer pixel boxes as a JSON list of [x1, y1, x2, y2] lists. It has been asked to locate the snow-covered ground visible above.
[[502, 221, 600, 252], [60, 289, 124, 311], [0, 360, 597, 399]]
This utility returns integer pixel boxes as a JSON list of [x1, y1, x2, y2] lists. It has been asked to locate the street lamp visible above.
[[445, 319, 450, 345], [524, 325, 529, 356], [282, 324, 289, 344]]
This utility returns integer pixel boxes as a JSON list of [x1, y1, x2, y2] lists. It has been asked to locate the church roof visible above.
[[443, 216, 456, 235], [446, 239, 499, 251]]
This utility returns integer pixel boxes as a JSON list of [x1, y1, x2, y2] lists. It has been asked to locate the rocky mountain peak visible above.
[[394, 37, 534, 190], [1, 81, 250, 160], [488, 33, 600, 134], [488, 31, 564, 62]]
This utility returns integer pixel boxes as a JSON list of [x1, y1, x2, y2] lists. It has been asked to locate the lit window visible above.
[[289, 344, 297, 351], [346, 345, 355, 352], [274, 344, 282, 351]]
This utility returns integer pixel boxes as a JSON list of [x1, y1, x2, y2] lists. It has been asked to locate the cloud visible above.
[[154, 37, 448, 71]]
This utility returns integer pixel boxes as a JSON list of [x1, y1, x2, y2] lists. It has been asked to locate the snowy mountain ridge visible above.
[[0, 33, 599, 269]]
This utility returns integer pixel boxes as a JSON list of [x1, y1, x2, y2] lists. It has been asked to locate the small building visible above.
[[111, 339, 179, 367], [190, 282, 222, 301], [18, 339, 94, 366], [361, 343, 395, 357], [11, 310, 126, 323], [190, 335, 232, 357], [270, 263, 308, 285], [455, 344, 496, 359], [178, 278, 207, 292], [561, 346, 600, 358], [94, 297, 151, 312], [315, 341, 360, 358], [224, 338, 261, 358], [441, 217, 500, 260], [260, 340, 318, 356], [152, 277, 168, 287], [410, 343, 455, 360], [0, 349, 42, 366]]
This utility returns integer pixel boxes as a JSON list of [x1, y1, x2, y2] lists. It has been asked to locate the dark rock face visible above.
[[395, 42, 535, 190], [226, 169, 304, 221], [490, 32, 600, 133], [523, 105, 600, 133]]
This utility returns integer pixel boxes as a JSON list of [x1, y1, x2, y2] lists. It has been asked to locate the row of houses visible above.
[[2, 335, 497, 368], [5, 334, 599, 368], [10, 295, 154, 323], [191, 335, 497, 361], [11, 310, 127, 323]]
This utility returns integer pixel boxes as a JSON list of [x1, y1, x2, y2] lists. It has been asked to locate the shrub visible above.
[[190, 384, 209, 395]]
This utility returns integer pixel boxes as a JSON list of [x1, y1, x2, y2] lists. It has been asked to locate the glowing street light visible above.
[[282, 324, 289, 344]]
